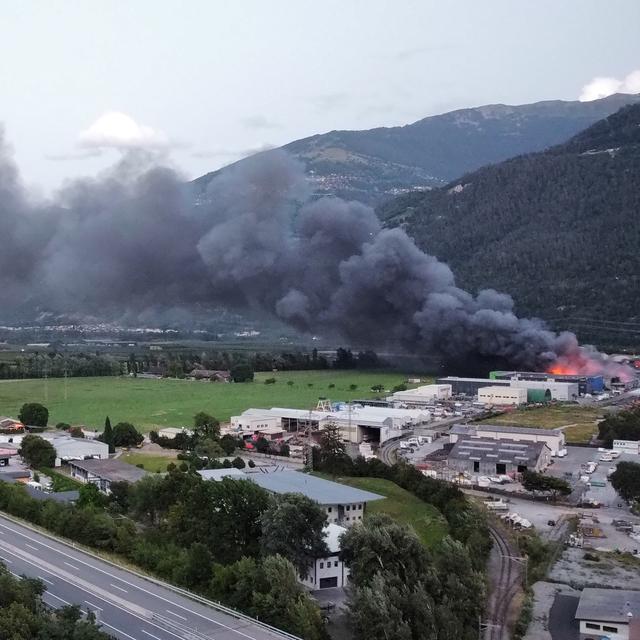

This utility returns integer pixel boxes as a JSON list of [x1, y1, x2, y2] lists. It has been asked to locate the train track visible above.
[[485, 526, 523, 640]]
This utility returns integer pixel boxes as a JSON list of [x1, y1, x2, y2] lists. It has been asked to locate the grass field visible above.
[[479, 403, 604, 443], [0, 370, 425, 432], [316, 474, 448, 547], [120, 452, 178, 473]]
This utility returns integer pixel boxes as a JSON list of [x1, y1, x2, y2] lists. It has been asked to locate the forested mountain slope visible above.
[[379, 104, 640, 346], [193, 93, 640, 205]]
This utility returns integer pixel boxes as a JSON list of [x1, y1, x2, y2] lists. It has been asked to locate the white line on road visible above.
[[85, 600, 103, 611], [38, 575, 54, 585], [47, 592, 72, 605], [64, 561, 80, 570], [25, 543, 39, 551], [166, 610, 187, 621], [141, 631, 163, 640], [110, 583, 128, 593], [0, 556, 13, 563], [101, 622, 140, 640]]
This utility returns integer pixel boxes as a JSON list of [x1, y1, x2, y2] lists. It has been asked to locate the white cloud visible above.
[[579, 69, 640, 102], [78, 111, 169, 149]]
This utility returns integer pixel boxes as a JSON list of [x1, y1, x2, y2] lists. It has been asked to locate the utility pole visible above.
[[64, 368, 68, 402]]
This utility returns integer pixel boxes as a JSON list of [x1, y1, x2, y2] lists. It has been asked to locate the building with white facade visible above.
[[387, 384, 452, 406], [509, 379, 579, 402], [69, 458, 148, 493], [449, 424, 565, 455], [477, 386, 528, 406], [613, 440, 640, 455], [157, 427, 193, 440], [299, 523, 349, 591], [575, 587, 640, 640], [230, 405, 429, 445]]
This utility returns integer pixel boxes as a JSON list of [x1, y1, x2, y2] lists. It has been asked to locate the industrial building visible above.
[[447, 438, 551, 476], [436, 377, 511, 396], [157, 427, 193, 440], [387, 384, 452, 406], [200, 469, 383, 527], [40, 435, 109, 468], [509, 379, 579, 402], [477, 386, 528, 406], [69, 458, 149, 493], [575, 587, 640, 640], [613, 440, 640, 455], [490, 371, 605, 395], [449, 424, 566, 455], [299, 523, 349, 591], [230, 405, 430, 445]]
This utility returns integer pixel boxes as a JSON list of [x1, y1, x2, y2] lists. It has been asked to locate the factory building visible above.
[[447, 438, 551, 477], [509, 379, 579, 402], [490, 371, 604, 395], [436, 377, 511, 396], [230, 405, 429, 445], [477, 386, 528, 406], [449, 424, 565, 455], [40, 435, 109, 468], [69, 458, 148, 493], [387, 384, 452, 406]]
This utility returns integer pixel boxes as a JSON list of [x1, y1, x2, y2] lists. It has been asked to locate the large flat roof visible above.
[[449, 438, 547, 465], [451, 424, 562, 437], [69, 458, 148, 484], [437, 377, 510, 384], [575, 588, 640, 623], [248, 471, 384, 505]]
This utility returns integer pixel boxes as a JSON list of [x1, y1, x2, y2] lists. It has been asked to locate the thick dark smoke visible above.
[[0, 128, 623, 373]]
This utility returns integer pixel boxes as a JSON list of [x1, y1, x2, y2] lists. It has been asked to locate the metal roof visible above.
[[575, 588, 640, 623], [247, 471, 384, 505], [68, 458, 148, 483], [198, 468, 246, 481], [448, 438, 548, 465], [451, 423, 562, 437]]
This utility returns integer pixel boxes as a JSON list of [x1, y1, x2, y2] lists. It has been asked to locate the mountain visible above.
[[379, 103, 640, 348], [193, 93, 640, 205]]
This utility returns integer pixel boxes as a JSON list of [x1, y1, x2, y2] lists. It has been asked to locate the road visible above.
[[0, 513, 298, 640]]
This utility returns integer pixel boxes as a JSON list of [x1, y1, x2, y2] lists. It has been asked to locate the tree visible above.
[[77, 483, 106, 509], [180, 542, 213, 589], [195, 438, 224, 460], [521, 471, 571, 500], [260, 493, 328, 577], [68, 426, 84, 438], [55, 422, 71, 430], [255, 437, 270, 454], [112, 422, 143, 447], [220, 434, 237, 456], [370, 384, 384, 393], [232, 456, 246, 469], [334, 348, 355, 369], [391, 383, 408, 393], [611, 461, 640, 503], [318, 423, 351, 475], [230, 364, 254, 383], [193, 412, 220, 440], [102, 416, 115, 454], [18, 403, 48, 427], [598, 407, 640, 446], [19, 435, 56, 468]]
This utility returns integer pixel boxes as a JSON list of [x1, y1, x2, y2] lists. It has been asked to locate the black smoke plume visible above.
[[0, 129, 622, 374]]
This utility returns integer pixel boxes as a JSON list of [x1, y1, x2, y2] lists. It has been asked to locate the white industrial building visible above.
[[41, 435, 109, 468], [157, 427, 193, 440], [387, 384, 452, 406], [230, 405, 430, 444], [613, 440, 640, 455], [299, 523, 349, 591], [449, 424, 565, 455], [477, 386, 528, 406], [575, 587, 640, 640], [509, 379, 580, 401]]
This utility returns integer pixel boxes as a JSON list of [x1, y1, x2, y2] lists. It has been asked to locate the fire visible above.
[[547, 365, 579, 376]]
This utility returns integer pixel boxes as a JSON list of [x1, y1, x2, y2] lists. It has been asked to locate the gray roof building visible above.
[[69, 458, 148, 493], [449, 424, 565, 455], [576, 588, 640, 621]]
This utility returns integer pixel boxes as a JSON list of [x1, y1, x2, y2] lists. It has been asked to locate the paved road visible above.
[[0, 513, 297, 640]]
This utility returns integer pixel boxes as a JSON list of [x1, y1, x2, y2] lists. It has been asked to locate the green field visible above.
[[479, 403, 604, 443], [317, 475, 448, 547], [120, 452, 178, 473], [0, 371, 424, 432]]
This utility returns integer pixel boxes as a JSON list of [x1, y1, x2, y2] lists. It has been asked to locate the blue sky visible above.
[[1, 0, 639, 190]]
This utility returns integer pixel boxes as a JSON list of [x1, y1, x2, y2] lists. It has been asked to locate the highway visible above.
[[0, 513, 298, 640]]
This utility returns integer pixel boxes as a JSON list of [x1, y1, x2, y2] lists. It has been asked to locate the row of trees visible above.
[[0, 352, 122, 380], [0, 563, 110, 639], [598, 406, 640, 446], [611, 461, 640, 506]]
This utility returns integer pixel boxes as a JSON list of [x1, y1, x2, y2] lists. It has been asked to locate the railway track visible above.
[[485, 526, 523, 640]]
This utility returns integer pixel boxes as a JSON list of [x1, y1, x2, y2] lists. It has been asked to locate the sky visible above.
[[1, 0, 639, 192]]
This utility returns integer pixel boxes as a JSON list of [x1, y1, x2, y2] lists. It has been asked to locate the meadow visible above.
[[0, 370, 425, 432], [479, 402, 604, 443]]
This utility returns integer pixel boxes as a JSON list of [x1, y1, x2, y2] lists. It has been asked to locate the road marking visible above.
[[166, 610, 187, 621], [0, 518, 261, 640], [47, 592, 72, 605], [110, 583, 128, 593], [64, 561, 80, 570], [25, 543, 39, 551], [101, 622, 139, 640], [0, 556, 13, 563], [141, 631, 162, 640], [85, 600, 103, 611], [38, 575, 54, 585]]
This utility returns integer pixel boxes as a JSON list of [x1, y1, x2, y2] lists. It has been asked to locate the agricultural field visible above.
[[478, 403, 605, 443], [317, 475, 448, 547], [120, 452, 178, 473], [0, 370, 426, 432]]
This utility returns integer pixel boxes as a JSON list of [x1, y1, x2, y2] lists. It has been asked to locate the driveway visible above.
[[549, 593, 579, 640]]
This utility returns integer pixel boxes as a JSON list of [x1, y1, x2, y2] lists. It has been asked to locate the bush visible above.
[[264, 378, 276, 385], [18, 402, 49, 427], [56, 422, 71, 430], [232, 456, 246, 469], [248, 459, 256, 468], [113, 422, 144, 447], [19, 435, 56, 468], [391, 383, 408, 393]]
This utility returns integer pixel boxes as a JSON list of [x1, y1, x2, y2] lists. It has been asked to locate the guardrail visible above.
[[0, 510, 302, 640]]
